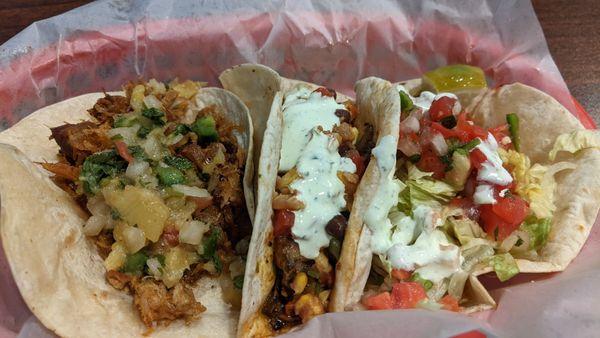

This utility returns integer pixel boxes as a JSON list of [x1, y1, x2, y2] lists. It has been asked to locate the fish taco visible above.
[[0, 79, 254, 337]]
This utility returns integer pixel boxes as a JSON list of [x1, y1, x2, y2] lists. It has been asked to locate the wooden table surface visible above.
[[1, 0, 598, 122]]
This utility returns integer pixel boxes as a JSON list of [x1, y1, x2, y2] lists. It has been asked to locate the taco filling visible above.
[[41, 80, 251, 327], [261, 86, 366, 331], [359, 70, 577, 311]]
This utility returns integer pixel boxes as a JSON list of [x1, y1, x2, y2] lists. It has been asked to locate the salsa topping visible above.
[[42, 79, 250, 327]]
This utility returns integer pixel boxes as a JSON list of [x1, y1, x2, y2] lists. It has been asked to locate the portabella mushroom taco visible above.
[[333, 65, 600, 313], [220, 65, 388, 336], [0, 79, 254, 337]]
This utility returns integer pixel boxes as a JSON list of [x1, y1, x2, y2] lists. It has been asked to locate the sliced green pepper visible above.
[[399, 91, 414, 113], [113, 115, 138, 128], [410, 272, 433, 290], [121, 251, 149, 274], [155, 166, 186, 186], [191, 116, 218, 141], [506, 113, 520, 151]]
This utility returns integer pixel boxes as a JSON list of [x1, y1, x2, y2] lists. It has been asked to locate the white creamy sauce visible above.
[[290, 129, 356, 259], [475, 133, 513, 186], [364, 135, 403, 254], [396, 85, 459, 114], [473, 184, 497, 205], [388, 229, 462, 283], [279, 87, 345, 172]]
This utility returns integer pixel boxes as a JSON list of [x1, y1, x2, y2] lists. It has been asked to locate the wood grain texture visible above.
[[0, 0, 598, 122]]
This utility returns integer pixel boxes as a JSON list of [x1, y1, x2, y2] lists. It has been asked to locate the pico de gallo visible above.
[[360, 70, 575, 312], [261, 86, 368, 331], [41, 79, 252, 327]]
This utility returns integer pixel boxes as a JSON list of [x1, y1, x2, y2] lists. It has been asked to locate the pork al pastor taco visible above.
[[0, 79, 254, 337], [334, 65, 600, 314], [220, 65, 388, 336]]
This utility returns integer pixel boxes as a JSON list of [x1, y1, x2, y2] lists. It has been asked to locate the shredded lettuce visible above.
[[499, 149, 573, 219], [520, 216, 552, 251], [490, 253, 519, 282], [449, 218, 485, 246], [400, 165, 457, 210], [549, 130, 600, 161]]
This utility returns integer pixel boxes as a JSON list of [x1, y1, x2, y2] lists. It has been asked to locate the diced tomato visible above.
[[190, 196, 213, 212], [114, 140, 134, 163], [489, 124, 509, 145], [452, 330, 487, 338], [313, 87, 336, 99], [429, 96, 457, 122], [364, 292, 393, 310], [430, 121, 461, 139], [439, 295, 461, 312], [391, 269, 412, 281], [346, 149, 366, 177], [273, 209, 295, 237], [456, 113, 487, 142], [391, 282, 427, 309], [469, 148, 487, 170], [479, 194, 529, 240], [492, 194, 529, 224], [417, 148, 446, 179]]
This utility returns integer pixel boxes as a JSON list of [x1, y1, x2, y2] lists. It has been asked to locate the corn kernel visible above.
[[291, 272, 308, 294]]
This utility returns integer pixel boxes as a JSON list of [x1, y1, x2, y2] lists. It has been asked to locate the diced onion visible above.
[[107, 125, 140, 145], [172, 184, 211, 198], [499, 232, 520, 253], [398, 138, 420, 157], [147, 79, 166, 94], [122, 226, 146, 253], [400, 116, 420, 133], [179, 220, 210, 245], [146, 257, 163, 278], [87, 196, 111, 217], [431, 133, 448, 156], [126, 160, 150, 180], [143, 94, 164, 110], [452, 101, 462, 115], [83, 215, 107, 236], [141, 131, 164, 161]]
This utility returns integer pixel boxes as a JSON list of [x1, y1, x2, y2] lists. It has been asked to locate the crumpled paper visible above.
[[0, 0, 598, 337]]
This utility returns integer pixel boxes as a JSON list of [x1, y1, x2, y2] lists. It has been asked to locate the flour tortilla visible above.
[[220, 64, 372, 337], [337, 79, 600, 312], [0, 88, 254, 338]]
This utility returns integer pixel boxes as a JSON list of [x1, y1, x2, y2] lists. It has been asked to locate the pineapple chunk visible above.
[[162, 246, 199, 288], [104, 185, 169, 242], [170, 80, 203, 99], [130, 84, 146, 112], [104, 242, 127, 271]]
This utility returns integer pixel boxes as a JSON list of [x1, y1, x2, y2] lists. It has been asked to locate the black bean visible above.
[[440, 115, 457, 129], [335, 109, 351, 122], [325, 215, 347, 239]]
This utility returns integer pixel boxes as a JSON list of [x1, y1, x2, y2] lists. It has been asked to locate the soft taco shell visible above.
[[334, 80, 600, 313], [220, 64, 366, 337], [0, 88, 254, 338]]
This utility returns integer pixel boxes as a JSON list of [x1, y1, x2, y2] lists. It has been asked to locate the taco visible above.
[[333, 65, 600, 314], [0, 79, 254, 337], [220, 64, 389, 336]]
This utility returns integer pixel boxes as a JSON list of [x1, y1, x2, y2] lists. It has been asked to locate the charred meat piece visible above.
[[273, 236, 310, 284], [94, 231, 115, 259], [50, 122, 111, 165], [40, 162, 81, 181], [88, 94, 130, 124], [262, 273, 302, 331], [355, 123, 375, 154], [132, 279, 206, 327]]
